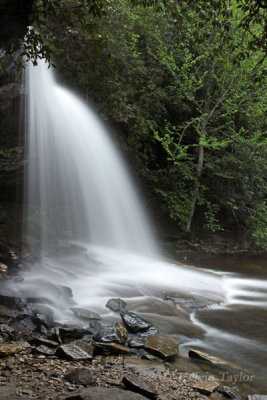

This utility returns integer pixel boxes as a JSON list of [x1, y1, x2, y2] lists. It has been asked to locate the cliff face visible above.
[[0, 0, 34, 49]]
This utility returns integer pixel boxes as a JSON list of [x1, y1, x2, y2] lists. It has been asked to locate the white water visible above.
[[18, 59, 228, 319], [25, 59, 157, 256]]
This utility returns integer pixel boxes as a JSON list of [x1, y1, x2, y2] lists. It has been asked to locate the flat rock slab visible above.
[[64, 367, 95, 385], [56, 340, 94, 361], [144, 334, 178, 360], [193, 380, 220, 395], [123, 374, 158, 400], [120, 310, 152, 333], [106, 298, 127, 312], [0, 343, 23, 357], [189, 349, 225, 365], [64, 387, 148, 400], [248, 396, 267, 400]]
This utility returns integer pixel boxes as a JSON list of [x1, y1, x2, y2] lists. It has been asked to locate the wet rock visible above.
[[193, 380, 220, 395], [28, 304, 55, 329], [123, 374, 158, 399], [0, 305, 21, 321], [0, 288, 22, 308], [0, 343, 23, 356], [144, 334, 179, 360], [0, 324, 15, 339], [93, 323, 128, 344], [56, 339, 94, 361], [29, 336, 59, 347], [64, 386, 148, 400], [94, 342, 134, 355], [89, 320, 102, 332], [64, 367, 95, 385], [120, 310, 152, 333], [71, 307, 101, 320], [106, 298, 127, 312], [33, 344, 56, 356], [142, 351, 163, 362], [189, 349, 225, 364], [139, 326, 159, 337], [217, 386, 241, 400], [9, 314, 38, 333], [247, 396, 267, 400], [128, 337, 146, 348], [58, 324, 92, 341]]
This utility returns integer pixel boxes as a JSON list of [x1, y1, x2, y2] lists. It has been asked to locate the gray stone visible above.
[[120, 310, 152, 333], [93, 323, 127, 344], [248, 396, 267, 400], [64, 367, 95, 385], [56, 340, 94, 361], [144, 334, 178, 360], [106, 298, 127, 312], [71, 307, 101, 320], [64, 386, 148, 400], [123, 374, 158, 399], [33, 344, 55, 356]]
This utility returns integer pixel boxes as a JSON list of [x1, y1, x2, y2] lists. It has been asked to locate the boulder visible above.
[[189, 349, 225, 364], [123, 374, 158, 400], [144, 334, 179, 360], [0, 343, 23, 357], [120, 310, 152, 333], [93, 323, 127, 344], [71, 308, 101, 320], [106, 298, 127, 312], [56, 340, 94, 361], [64, 367, 95, 385], [64, 387, 148, 400], [94, 342, 134, 355], [193, 380, 220, 395]]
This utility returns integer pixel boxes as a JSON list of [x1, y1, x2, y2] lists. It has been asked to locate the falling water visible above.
[[25, 59, 157, 256]]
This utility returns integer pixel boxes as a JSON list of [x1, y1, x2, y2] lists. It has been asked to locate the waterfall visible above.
[[18, 59, 225, 321], [25, 59, 158, 257]]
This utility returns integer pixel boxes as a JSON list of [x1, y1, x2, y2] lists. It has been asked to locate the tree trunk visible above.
[[185, 144, 204, 233]]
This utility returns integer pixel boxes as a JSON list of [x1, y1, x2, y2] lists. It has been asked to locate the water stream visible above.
[[13, 60, 267, 394]]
